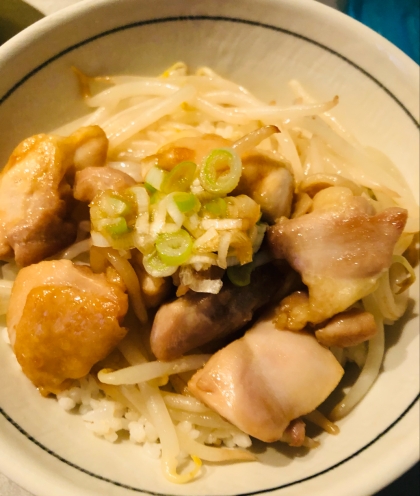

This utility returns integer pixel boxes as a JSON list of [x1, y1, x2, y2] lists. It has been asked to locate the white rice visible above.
[[56, 375, 251, 460]]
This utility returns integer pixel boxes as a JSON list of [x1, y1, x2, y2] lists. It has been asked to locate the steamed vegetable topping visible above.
[[90, 142, 267, 288]]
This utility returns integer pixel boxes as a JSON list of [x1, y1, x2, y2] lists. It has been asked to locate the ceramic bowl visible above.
[[0, 1, 418, 495]]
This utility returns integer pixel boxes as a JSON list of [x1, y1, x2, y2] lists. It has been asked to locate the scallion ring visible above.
[[173, 192, 200, 213], [143, 251, 178, 277], [155, 229, 192, 266], [199, 148, 242, 195]]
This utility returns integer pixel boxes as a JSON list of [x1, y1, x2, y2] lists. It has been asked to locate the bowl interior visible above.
[[0, 1, 418, 496]]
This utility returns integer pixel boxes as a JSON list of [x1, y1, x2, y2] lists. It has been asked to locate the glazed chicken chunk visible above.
[[7, 259, 128, 395], [188, 315, 344, 443], [0, 126, 108, 266], [267, 187, 407, 329]]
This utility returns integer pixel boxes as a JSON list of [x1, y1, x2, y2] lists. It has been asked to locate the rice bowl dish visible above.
[[2, 0, 418, 494]]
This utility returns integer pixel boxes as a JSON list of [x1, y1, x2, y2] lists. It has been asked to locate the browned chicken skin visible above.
[[0, 126, 108, 266], [7, 259, 128, 395], [234, 151, 294, 222]]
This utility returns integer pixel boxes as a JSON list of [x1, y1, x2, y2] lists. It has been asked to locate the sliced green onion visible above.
[[156, 229, 192, 266], [173, 192, 200, 213], [203, 197, 227, 217], [126, 186, 149, 212], [200, 148, 242, 195], [150, 191, 166, 205], [143, 251, 178, 277], [166, 197, 184, 227], [144, 182, 157, 194], [103, 217, 129, 238], [100, 193, 131, 217], [227, 262, 254, 286], [145, 167, 167, 192], [161, 161, 197, 194]]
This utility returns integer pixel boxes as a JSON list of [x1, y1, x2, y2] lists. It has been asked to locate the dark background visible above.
[[376, 464, 419, 496]]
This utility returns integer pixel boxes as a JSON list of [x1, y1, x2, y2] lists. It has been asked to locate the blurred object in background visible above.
[[21, 0, 86, 16], [344, 0, 420, 63], [0, 0, 43, 45]]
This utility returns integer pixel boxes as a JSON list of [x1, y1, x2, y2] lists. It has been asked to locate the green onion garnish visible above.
[[145, 166, 167, 192], [161, 161, 197, 194], [199, 148, 242, 195], [99, 193, 131, 217], [155, 229, 192, 266], [103, 217, 129, 238], [173, 192, 200, 213], [144, 182, 157, 194], [203, 197, 227, 217], [143, 251, 178, 277]]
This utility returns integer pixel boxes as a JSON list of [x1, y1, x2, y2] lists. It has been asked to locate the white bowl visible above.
[[0, 1, 418, 495]]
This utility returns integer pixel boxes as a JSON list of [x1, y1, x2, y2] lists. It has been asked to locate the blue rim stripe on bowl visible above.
[[0, 15, 419, 496], [1, 396, 419, 496], [0, 15, 419, 129]]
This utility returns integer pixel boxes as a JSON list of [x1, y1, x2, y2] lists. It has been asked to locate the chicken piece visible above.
[[267, 187, 407, 328], [188, 316, 344, 443], [314, 308, 377, 348], [273, 291, 312, 331], [71, 126, 109, 170], [0, 126, 108, 266], [74, 166, 136, 203], [150, 264, 284, 361], [234, 151, 294, 222], [7, 259, 128, 395]]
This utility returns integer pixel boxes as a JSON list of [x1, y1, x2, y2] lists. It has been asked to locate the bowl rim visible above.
[[0, 0, 419, 74], [0, 0, 418, 121]]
